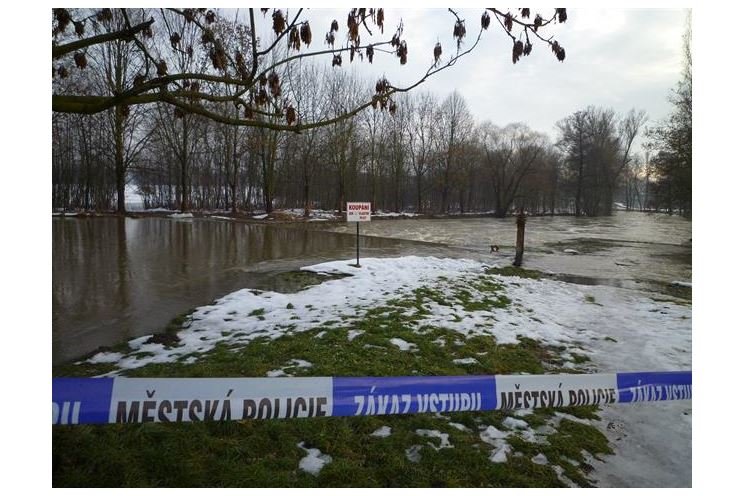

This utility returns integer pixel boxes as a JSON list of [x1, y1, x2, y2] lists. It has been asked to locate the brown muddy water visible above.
[[53, 211, 691, 364], [306, 211, 692, 295], [52, 216, 452, 364]]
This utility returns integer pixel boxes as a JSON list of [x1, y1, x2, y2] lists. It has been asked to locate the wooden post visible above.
[[514, 211, 526, 267]]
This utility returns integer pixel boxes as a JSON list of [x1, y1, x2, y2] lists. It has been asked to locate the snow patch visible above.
[[297, 442, 332, 476], [390, 338, 417, 351], [168, 212, 194, 219], [288, 359, 312, 369], [347, 330, 365, 341], [415, 429, 453, 450], [88, 352, 123, 364], [448, 422, 470, 432], [480, 425, 512, 463], [452, 357, 479, 365], [488, 444, 512, 463], [405, 445, 423, 463], [266, 369, 288, 377], [502, 417, 529, 430], [480, 426, 509, 445], [371, 426, 392, 438]]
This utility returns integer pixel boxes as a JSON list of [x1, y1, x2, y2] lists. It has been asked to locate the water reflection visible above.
[[53, 217, 439, 364]]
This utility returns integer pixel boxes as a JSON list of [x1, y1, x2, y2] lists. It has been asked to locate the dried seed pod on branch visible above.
[[551, 40, 566, 62], [504, 13, 513, 32], [268, 71, 281, 97], [300, 22, 312, 46], [286, 105, 296, 125], [272, 10, 286, 35], [53, 8, 71, 35], [481, 11, 490, 30], [512, 40, 524, 64], [288, 26, 301, 51], [453, 20, 466, 49], [73, 21, 85, 37], [156, 60, 167, 77]]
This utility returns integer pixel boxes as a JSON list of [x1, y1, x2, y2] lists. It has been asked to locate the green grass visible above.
[[53, 273, 611, 488], [485, 266, 546, 280]]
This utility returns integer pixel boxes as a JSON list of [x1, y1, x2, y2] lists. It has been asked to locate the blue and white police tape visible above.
[[53, 371, 691, 425]]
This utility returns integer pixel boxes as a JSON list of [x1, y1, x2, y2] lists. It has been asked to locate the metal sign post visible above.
[[346, 202, 371, 268], [356, 222, 360, 267]]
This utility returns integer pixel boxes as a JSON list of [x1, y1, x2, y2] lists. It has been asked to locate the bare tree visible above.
[[407, 92, 439, 213], [52, 8, 570, 131], [435, 91, 473, 213]]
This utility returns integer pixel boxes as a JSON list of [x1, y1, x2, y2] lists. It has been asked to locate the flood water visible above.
[[53, 211, 691, 364], [308, 211, 692, 294], [52, 216, 452, 364]]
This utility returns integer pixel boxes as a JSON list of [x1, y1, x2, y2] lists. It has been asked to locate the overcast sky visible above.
[[250, 8, 688, 146]]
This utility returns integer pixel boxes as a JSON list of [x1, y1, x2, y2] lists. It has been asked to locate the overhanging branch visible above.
[[52, 18, 155, 59]]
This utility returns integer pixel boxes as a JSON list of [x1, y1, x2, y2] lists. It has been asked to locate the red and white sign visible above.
[[346, 202, 371, 222]]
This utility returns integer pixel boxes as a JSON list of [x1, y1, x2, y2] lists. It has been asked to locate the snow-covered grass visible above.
[[55, 255, 690, 488], [73, 254, 689, 382]]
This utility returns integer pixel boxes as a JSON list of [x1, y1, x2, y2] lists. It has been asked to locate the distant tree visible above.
[[645, 13, 692, 216], [557, 105, 645, 216], [481, 122, 547, 217], [407, 92, 439, 213], [435, 91, 473, 213]]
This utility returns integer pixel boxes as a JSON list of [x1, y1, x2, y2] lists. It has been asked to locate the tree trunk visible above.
[[115, 105, 126, 215], [180, 118, 189, 212]]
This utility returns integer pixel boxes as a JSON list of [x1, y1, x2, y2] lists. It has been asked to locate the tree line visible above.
[[52, 75, 655, 217], [52, 8, 690, 217]]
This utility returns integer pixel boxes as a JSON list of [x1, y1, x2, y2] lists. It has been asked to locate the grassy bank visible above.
[[53, 268, 611, 487]]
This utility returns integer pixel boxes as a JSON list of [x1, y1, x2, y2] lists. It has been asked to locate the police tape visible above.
[[52, 371, 691, 425]]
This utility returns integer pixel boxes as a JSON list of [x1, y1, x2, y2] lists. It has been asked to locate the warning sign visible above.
[[346, 202, 371, 222]]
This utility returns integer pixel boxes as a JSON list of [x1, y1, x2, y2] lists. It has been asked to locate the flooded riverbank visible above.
[[302, 211, 692, 295], [53, 211, 690, 364], [52, 216, 452, 364]]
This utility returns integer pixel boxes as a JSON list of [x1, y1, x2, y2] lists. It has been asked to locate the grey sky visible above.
[[251, 8, 688, 146]]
